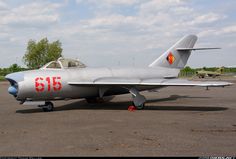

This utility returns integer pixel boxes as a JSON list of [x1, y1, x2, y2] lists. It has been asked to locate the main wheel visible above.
[[42, 102, 54, 112], [133, 102, 145, 110]]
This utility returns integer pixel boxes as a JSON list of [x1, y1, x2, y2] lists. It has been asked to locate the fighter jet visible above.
[[196, 67, 224, 78], [5, 35, 232, 112]]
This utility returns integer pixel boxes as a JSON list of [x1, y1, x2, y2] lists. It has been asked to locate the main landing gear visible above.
[[129, 87, 146, 110]]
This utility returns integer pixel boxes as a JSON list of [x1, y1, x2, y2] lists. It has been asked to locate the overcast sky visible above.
[[0, 0, 236, 68]]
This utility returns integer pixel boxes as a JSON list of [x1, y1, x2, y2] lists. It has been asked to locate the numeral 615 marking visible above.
[[35, 77, 62, 92]]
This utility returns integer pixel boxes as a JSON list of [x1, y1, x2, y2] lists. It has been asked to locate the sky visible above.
[[0, 0, 236, 68]]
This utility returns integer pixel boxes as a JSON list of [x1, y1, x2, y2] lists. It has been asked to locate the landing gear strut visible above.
[[41, 102, 54, 112], [129, 87, 146, 110]]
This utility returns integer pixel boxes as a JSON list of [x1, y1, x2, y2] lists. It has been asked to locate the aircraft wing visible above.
[[68, 77, 232, 87]]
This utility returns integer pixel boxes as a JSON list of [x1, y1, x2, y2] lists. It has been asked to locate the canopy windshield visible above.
[[58, 58, 86, 68], [41, 57, 86, 69]]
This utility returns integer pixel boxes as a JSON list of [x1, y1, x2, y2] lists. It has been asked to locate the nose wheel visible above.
[[42, 102, 54, 112]]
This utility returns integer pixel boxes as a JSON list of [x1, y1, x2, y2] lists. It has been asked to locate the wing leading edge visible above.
[[68, 77, 232, 87]]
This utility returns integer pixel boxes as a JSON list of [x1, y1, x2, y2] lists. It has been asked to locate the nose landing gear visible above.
[[22, 101, 54, 112], [41, 102, 54, 112]]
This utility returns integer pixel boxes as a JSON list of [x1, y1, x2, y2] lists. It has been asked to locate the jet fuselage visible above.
[[8, 67, 179, 101]]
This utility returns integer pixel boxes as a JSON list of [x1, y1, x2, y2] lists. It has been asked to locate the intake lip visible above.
[[5, 72, 24, 84], [5, 72, 24, 97]]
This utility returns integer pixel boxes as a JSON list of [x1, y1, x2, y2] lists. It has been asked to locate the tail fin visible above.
[[149, 35, 197, 69]]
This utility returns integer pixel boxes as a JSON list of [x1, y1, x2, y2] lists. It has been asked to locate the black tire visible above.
[[42, 102, 54, 112], [133, 102, 145, 110]]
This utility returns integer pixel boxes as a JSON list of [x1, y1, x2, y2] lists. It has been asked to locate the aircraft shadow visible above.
[[146, 94, 210, 103], [16, 95, 227, 114]]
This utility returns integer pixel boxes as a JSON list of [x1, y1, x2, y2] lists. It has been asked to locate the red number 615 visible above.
[[35, 76, 62, 92]]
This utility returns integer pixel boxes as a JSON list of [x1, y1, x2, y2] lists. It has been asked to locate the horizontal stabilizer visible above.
[[176, 47, 221, 51]]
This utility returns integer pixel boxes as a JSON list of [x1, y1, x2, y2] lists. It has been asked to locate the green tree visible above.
[[23, 38, 63, 69], [9, 63, 21, 73]]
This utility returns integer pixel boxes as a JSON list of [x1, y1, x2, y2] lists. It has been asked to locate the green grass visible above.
[[0, 76, 6, 81]]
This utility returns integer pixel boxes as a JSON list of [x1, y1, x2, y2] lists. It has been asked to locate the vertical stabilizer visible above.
[[149, 35, 198, 69]]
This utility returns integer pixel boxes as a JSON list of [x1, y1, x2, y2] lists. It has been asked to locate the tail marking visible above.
[[166, 52, 175, 65]]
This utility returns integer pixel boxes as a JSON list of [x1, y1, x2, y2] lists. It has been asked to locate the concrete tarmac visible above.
[[0, 78, 235, 156]]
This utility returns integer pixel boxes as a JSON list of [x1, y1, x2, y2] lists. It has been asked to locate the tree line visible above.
[[0, 64, 27, 76]]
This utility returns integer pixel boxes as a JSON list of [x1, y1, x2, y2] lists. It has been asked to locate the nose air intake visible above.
[[8, 86, 18, 96], [5, 72, 24, 97]]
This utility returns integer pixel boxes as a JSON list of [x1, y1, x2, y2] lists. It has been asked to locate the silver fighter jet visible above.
[[5, 35, 232, 112]]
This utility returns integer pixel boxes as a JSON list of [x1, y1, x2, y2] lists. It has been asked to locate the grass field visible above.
[[0, 76, 5, 81]]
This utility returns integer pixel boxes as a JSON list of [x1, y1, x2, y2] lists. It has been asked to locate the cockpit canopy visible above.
[[41, 57, 86, 70]]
